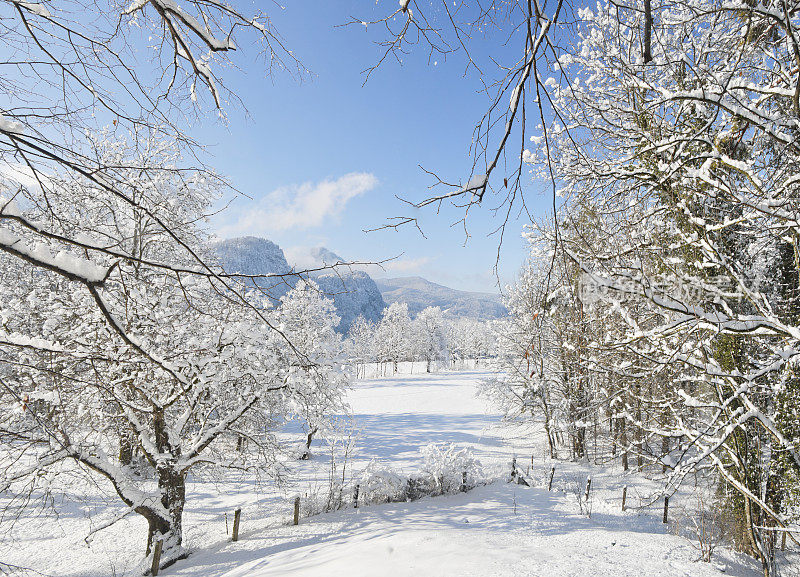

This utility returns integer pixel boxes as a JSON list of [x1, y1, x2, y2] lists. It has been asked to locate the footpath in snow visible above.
[[175, 368, 760, 577], [3, 368, 764, 576]]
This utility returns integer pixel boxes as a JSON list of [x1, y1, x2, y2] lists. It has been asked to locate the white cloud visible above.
[[284, 246, 433, 277], [363, 256, 434, 277], [284, 246, 318, 270], [218, 172, 378, 236], [383, 256, 432, 274]]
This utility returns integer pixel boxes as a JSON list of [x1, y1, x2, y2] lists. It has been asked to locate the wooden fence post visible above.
[[621, 486, 627, 512], [232, 508, 241, 541], [353, 484, 360, 509], [150, 540, 162, 576], [224, 512, 229, 534], [293, 497, 300, 525], [584, 476, 592, 502], [781, 529, 787, 551], [531, 455, 535, 468], [511, 457, 517, 480], [548, 466, 555, 491], [663, 496, 669, 524]]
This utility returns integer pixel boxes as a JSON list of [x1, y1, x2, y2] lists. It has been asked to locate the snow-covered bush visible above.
[[355, 445, 483, 507], [358, 460, 407, 505], [419, 443, 483, 495]]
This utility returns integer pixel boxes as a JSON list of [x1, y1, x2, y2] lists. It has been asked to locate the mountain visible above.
[[213, 236, 291, 275], [211, 239, 504, 325], [307, 247, 345, 265], [302, 247, 386, 331], [212, 236, 294, 302], [314, 270, 386, 332], [211, 237, 386, 332], [374, 276, 507, 320]]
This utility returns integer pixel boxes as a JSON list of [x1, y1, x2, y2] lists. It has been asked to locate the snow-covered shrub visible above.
[[291, 441, 312, 461], [358, 460, 407, 505], [323, 479, 345, 513], [419, 443, 482, 495], [405, 474, 438, 501], [689, 509, 726, 563], [299, 478, 347, 519], [356, 445, 483, 506]]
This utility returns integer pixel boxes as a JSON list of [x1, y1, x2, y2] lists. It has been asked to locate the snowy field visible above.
[[2, 368, 767, 576]]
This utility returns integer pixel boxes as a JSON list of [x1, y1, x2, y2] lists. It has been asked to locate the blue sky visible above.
[[200, 2, 554, 293]]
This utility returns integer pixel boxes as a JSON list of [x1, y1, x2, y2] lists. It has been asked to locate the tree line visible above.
[[347, 303, 498, 377]]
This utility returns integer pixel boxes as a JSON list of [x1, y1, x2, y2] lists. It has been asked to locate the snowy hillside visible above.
[[212, 237, 386, 331], [375, 276, 507, 320]]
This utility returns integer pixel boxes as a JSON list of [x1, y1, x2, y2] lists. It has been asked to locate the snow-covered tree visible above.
[[412, 306, 449, 372], [347, 316, 378, 378], [0, 135, 346, 569], [483, 266, 559, 458], [446, 318, 494, 368], [277, 281, 348, 458], [532, 5, 800, 570], [0, 2, 365, 570], [375, 302, 412, 374], [359, 3, 800, 570]]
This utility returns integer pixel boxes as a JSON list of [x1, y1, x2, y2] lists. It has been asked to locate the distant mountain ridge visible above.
[[211, 237, 386, 332], [374, 276, 507, 320], [211, 238, 506, 328]]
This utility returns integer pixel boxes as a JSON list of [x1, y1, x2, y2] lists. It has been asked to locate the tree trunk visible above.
[[743, 495, 771, 577], [141, 465, 186, 571], [574, 426, 586, 460], [141, 408, 187, 570], [300, 426, 318, 460], [119, 428, 136, 466], [636, 400, 644, 470], [611, 417, 618, 458], [306, 426, 318, 451], [643, 0, 653, 63], [543, 410, 556, 459], [620, 419, 629, 471]]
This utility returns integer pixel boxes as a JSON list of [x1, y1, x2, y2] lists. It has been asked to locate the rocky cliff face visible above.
[[211, 237, 386, 332], [211, 236, 294, 304], [213, 236, 292, 276], [314, 270, 387, 332]]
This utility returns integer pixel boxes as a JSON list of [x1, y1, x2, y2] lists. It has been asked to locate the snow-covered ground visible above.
[[2, 369, 767, 576]]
